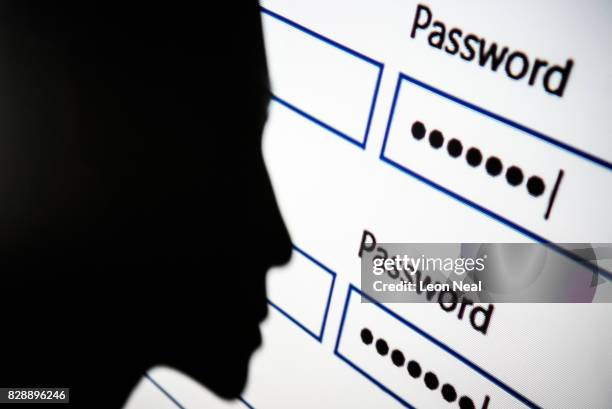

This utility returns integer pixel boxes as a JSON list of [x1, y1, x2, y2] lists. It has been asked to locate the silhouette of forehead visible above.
[[1, 2, 269, 124]]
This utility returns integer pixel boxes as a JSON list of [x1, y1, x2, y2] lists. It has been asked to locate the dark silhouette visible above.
[[0, 2, 291, 407]]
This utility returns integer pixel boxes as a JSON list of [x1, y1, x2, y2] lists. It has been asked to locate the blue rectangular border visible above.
[[145, 373, 187, 409], [267, 244, 337, 342], [334, 284, 542, 409], [261, 7, 384, 149], [145, 373, 256, 409], [380, 73, 612, 282]]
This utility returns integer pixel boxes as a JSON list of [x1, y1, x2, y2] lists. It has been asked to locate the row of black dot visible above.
[[361, 328, 478, 409], [411, 121, 546, 197]]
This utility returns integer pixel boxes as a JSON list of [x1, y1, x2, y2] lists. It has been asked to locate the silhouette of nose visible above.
[[271, 206, 292, 267], [262, 166, 292, 268]]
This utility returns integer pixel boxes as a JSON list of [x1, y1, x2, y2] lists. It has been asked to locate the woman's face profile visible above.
[[0, 1, 291, 405]]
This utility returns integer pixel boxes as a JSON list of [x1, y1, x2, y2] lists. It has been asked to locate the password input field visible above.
[[381, 74, 612, 277], [335, 285, 537, 408]]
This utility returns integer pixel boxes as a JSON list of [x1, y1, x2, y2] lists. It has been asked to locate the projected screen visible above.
[[127, 1, 612, 408]]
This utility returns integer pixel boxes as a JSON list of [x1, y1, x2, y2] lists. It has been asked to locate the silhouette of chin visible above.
[[191, 325, 262, 399], [150, 302, 265, 400], [206, 358, 250, 399]]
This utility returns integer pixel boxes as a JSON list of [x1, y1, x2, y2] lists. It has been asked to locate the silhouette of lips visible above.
[[258, 302, 268, 323], [244, 325, 262, 357], [254, 325, 262, 348], [254, 305, 266, 347]]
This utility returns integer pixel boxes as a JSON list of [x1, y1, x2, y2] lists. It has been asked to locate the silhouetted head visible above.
[[0, 2, 290, 406]]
